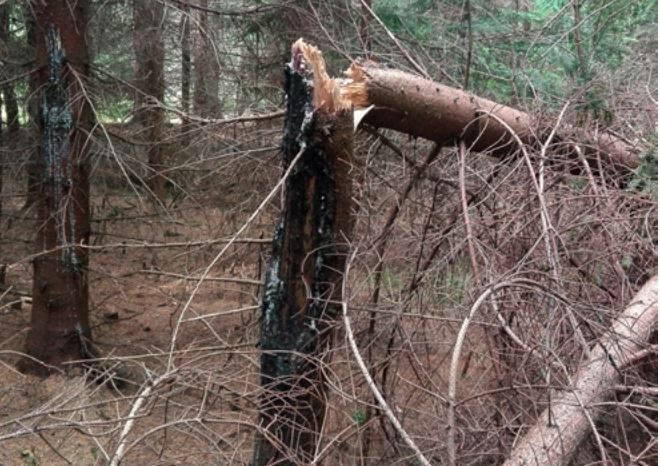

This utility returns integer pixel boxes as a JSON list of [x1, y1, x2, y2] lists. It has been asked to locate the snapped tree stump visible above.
[[252, 40, 354, 466]]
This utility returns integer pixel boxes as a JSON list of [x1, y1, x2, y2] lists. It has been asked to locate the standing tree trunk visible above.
[[252, 40, 354, 466], [180, 5, 191, 112], [462, 0, 473, 89], [0, 73, 2, 216], [2, 85, 19, 135], [0, 5, 19, 135], [571, 0, 589, 84], [23, 6, 40, 209], [193, 0, 221, 118], [180, 4, 191, 143], [133, 0, 167, 202], [18, 0, 93, 375], [0, 4, 4, 215]]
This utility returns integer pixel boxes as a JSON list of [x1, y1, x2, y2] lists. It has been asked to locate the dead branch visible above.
[[503, 275, 658, 466], [342, 249, 431, 466]]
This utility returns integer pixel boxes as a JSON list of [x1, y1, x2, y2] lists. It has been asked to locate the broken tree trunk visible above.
[[252, 40, 354, 466], [343, 61, 639, 180], [19, 2, 93, 375], [503, 275, 658, 466]]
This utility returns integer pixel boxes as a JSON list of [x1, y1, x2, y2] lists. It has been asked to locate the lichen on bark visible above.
[[42, 25, 80, 271], [20, 3, 93, 375]]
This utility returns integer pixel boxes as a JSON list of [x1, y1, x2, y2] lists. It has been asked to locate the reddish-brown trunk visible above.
[[23, 6, 40, 209], [345, 61, 534, 154], [133, 0, 167, 201], [19, 0, 93, 375], [193, 0, 221, 118]]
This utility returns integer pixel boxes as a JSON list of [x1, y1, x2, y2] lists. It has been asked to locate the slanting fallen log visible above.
[[343, 60, 640, 179], [503, 275, 658, 466], [251, 40, 355, 466], [344, 61, 534, 154]]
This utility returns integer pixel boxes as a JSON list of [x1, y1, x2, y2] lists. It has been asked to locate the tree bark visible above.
[[343, 61, 639, 180], [133, 0, 167, 201], [193, 0, 221, 118], [503, 275, 658, 466], [18, 0, 93, 375], [571, 0, 589, 84], [2, 85, 19, 134], [462, 0, 473, 89], [0, 5, 5, 215], [23, 5, 40, 209], [252, 40, 354, 466], [181, 6, 191, 115], [0, 73, 2, 216], [179, 5, 192, 143], [0, 5, 19, 135]]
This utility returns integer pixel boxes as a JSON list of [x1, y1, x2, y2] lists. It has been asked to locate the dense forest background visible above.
[[0, 1, 657, 465]]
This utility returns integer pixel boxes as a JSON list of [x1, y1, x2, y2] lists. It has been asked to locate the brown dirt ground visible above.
[[0, 185, 273, 465], [0, 156, 494, 465]]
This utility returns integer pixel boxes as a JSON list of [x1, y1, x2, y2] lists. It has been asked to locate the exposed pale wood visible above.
[[503, 276, 658, 466]]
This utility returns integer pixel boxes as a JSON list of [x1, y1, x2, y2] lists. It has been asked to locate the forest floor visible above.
[[0, 178, 275, 465], [0, 148, 494, 465]]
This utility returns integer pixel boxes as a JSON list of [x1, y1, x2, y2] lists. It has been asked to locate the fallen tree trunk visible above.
[[343, 61, 640, 179], [251, 40, 355, 466], [503, 275, 658, 466]]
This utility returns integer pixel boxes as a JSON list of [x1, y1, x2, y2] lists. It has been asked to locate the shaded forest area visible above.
[[0, 1, 657, 465]]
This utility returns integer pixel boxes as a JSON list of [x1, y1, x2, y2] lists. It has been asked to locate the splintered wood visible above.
[[253, 38, 354, 466], [290, 38, 350, 113]]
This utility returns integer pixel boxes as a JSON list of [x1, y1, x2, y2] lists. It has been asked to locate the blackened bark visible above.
[[252, 41, 354, 466], [19, 1, 93, 375]]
